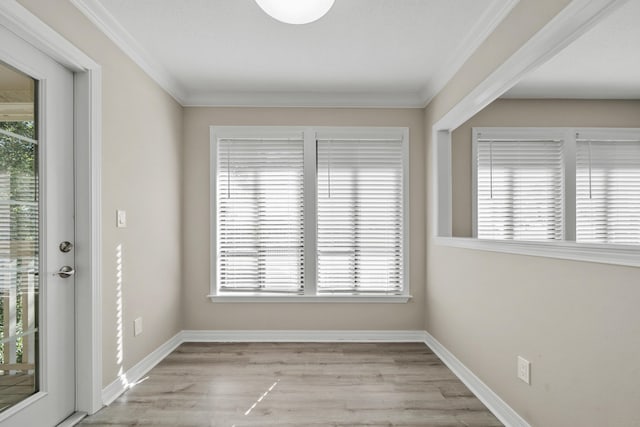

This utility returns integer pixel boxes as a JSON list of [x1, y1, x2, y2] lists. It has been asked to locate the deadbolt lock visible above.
[[59, 241, 73, 253]]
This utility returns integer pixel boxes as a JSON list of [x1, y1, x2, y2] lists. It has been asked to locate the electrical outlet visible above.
[[517, 356, 531, 385], [134, 317, 143, 336]]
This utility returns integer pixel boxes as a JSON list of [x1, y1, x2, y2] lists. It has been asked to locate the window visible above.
[[473, 129, 565, 240], [473, 127, 640, 246], [210, 127, 409, 301], [576, 130, 640, 245], [215, 133, 305, 295], [317, 137, 404, 295]]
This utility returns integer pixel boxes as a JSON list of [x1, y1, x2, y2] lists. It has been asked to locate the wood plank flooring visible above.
[[0, 372, 35, 411], [80, 343, 502, 427]]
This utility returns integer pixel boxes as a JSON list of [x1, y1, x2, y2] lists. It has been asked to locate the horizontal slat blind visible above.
[[0, 129, 38, 297], [576, 138, 640, 245], [316, 138, 403, 294], [216, 137, 304, 294], [476, 138, 564, 240]]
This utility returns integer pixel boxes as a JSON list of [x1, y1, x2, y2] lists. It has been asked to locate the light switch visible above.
[[116, 210, 127, 228], [134, 317, 143, 336]]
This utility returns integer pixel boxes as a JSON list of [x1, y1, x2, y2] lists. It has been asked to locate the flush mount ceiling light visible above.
[[255, 0, 335, 25]]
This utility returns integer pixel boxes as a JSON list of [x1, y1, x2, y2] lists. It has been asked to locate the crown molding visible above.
[[419, 0, 520, 107], [183, 90, 425, 108], [71, 0, 188, 104], [434, 0, 626, 131], [71, 0, 517, 108], [431, 0, 630, 240]]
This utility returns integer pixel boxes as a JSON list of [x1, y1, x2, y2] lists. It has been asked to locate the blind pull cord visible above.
[[587, 139, 593, 200], [327, 139, 332, 198], [227, 140, 231, 199]]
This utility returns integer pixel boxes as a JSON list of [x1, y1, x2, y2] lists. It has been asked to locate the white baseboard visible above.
[[101, 329, 423, 405], [101, 332, 182, 406], [180, 329, 426, 343], [423, 331, 530, 427], [100, 329, 528, 427]]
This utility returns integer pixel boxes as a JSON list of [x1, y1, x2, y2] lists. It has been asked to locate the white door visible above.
[[0, 23, 75, 427]]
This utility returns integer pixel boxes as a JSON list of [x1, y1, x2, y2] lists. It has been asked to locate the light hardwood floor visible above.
[[80, 343, 502, 426], [0, 372, 35, 411]]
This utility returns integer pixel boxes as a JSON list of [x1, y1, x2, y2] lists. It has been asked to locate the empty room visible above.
[[0, 0, 638, 426]]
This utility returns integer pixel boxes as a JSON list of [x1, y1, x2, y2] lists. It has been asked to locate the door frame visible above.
[[0, 1, 103, 416]]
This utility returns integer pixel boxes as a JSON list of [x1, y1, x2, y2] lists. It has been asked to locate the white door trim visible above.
[[0, 1, 103, 415]]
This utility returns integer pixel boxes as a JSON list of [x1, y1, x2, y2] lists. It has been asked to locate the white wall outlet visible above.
[[134, 317, 143, 336], [517, 356, 531, 385], [116, 209, 127, 228]]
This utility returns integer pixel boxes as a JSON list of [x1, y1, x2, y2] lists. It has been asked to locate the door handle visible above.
[[56, 266, 75, 278]]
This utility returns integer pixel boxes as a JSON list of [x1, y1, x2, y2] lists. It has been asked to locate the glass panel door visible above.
[[0, 22, 75, 426], [0, 62, 38, 412]]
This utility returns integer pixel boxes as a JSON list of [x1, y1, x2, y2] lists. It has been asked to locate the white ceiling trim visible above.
[[72, 0, 518, 108], [418, 0, 519, 107], [184, 90, 426, 108], [435, 0, 625, 130], [501, 87, 640, 99], [71, 0, 188, 104], [0, 0, 99, 72]]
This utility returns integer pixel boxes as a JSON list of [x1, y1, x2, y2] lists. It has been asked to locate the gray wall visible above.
[[19, 0, 184, 386], [451, 98, 640, 237], [425, 1, 640, 426], [182, 107, 425, 330], [14, 1, 640, 425]]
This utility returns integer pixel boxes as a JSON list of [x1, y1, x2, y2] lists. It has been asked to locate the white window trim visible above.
[[430, 0, 638, 269], [432, 236, 640, 269], [471, 127, 572, 240], [209, 126, 411, 303], [472, 127, 640, 240]]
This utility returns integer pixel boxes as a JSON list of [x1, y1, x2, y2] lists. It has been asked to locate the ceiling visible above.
[[504, 0, 640, 99], [0, 62, 34, 121], [73, 0, 516, 107]]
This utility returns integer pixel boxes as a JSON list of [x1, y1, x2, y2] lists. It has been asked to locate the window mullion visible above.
[[564, 129, 576, 241], [303, 128, 317, 296]]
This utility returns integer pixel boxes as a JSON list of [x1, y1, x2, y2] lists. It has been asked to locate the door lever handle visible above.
[[55, 266, 75, 278]]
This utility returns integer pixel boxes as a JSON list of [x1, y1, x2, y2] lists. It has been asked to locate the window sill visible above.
[[433, 236, 640, 268], [207, 294, 412, 303]]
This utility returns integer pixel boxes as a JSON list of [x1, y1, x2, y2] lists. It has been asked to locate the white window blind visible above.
[[215, 136, 304, 294], [316, 138, 404, 295], [576, 135, 640, 245], [475, 134, 564, 240]]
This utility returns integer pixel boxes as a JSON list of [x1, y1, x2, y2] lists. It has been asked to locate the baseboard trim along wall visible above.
[[101, 332, 183, 406], [423, 331, 531, 427], [101, 330, 528, 427], [180, 329, 427, 343]]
